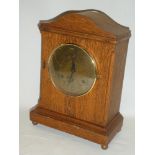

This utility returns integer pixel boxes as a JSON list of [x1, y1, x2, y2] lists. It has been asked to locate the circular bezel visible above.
[[48, 43, 97, 96]]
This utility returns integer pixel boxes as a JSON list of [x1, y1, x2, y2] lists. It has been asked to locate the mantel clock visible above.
[[30, 10, 131, 149]]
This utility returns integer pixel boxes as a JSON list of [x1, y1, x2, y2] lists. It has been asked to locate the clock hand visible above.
[[68, 61, 76, 83], [68, 71, 74, 83]]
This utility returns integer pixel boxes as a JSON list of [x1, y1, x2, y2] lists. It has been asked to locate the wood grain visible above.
[[30, 9, 131, 149]]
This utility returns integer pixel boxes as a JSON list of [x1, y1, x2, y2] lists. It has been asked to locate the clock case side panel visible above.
[[37, 31, 48, 106], [106, 39, 130, 123]]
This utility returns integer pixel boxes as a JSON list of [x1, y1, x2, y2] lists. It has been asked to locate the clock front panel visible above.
[[39, 31, 115, 126]]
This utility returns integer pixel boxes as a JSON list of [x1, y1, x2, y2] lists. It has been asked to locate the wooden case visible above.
[[30, 10, 131, 149]]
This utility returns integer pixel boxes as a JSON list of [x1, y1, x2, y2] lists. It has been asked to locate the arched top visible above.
[[39, 10, 131, 42]]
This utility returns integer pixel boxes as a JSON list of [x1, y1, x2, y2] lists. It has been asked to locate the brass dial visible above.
[[48, 44, 96, 96]]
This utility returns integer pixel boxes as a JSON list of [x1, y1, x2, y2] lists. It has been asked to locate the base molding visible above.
[[30, 106, 123, 149]]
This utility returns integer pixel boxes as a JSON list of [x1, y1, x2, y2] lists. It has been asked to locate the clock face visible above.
[[48, 44, 96, 96]]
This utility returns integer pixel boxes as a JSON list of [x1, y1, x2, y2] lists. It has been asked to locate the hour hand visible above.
[[68, 62, 76, 83], [68, 72, 74, 83], [71, 62, 76, 73]]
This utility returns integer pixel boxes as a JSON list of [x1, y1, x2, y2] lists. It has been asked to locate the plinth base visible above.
[[30, 106, 123, 149]]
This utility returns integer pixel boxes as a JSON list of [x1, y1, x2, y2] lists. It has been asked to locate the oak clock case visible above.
[[30, 10, 131, 149]]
